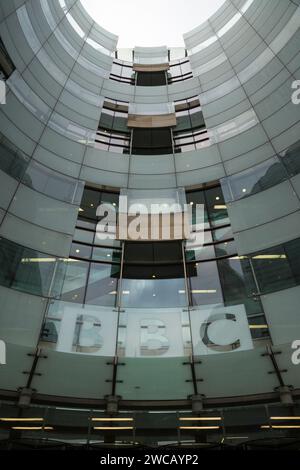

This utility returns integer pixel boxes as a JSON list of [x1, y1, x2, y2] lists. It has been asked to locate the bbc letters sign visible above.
[[46, 304, 253, 357]]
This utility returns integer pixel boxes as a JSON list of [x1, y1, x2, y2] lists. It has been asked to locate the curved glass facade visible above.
[[0, 0, 300, 448]]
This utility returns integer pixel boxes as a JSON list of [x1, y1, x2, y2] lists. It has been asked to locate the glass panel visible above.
[[0, 135, 29, 180], [23, 160, 84, 204], [281, 140, 300, 177], [0, 238, 56, 297], [40, 300, 118, 356], [92, 246, 121, 263], [187, 261, 223, 306], [85, 262, 120, 306], [222, 157, 287, 202], [286, 238, 300, 284], [118, 308, 191, 357], [59, 260, 89, 303], [212, 226, 234, 242], [73, 228, 95, 244], [251, 246, 296, 294], [205, 186, 229, 227], [70, 243, 92, 260], [218, 258, 262, 315], [215, 240, 237, 258], [186, 191, 209, 228], [122, 264, 186, 308]]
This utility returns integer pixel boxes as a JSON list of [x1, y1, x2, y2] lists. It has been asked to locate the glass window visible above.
[[215, 240, 237, 258], [205, 186, 229, 227], [218, 257, 261, 315], [186, 191, 209, 228], [251, 246, 296, 294], [0, 136, 29, 180], [136, 71, 167, 86], [60, 260, 89, 304], [284, 238, 300, 284], [281, 140, 300, 177], [187, 261, 223, 306], [70, 243, 92, 260], [23, 160, 84, 204], [222, 157, 287, 202], [73, 228, 94, 244], [132, 128, 173, 155], [92, 246, 121, 263], [85, 262, 119, 306], [0, 238, 56, 297], [122, 263, 186, 308], [212, 226, 234, 242]]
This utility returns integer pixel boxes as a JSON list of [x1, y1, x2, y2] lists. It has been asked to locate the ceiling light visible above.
[[79, 208, 84, 212], [191, 290, 217, 294], [11, 427, 53, 431], [93, 426, 134, 431], [216, 197, 220, 201], [76, 249, 80, 253], [270, 417, 300, 420], [261, 425, 300, 429], [179, 426, 220, 430], [214, 205, 227, 210], [179, 417, 222, 421], [0, 418, 44, 422], [253, 255, 287, 259], [249, 325, 268, 329], [242, 188, 247, 193], [91, 418, 134, 422]]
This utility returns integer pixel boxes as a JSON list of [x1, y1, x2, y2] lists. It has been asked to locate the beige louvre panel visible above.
[[117, 213, 189, 241], [175, 99, 200, 112], [103, 101, 128, 113], [133, 63, 170, 72], [128, 113, 177, 128]]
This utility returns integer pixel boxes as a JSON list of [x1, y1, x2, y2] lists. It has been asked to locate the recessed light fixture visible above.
[[179, 417, 222, 421], [0, 418, 44, 422], [76, 249, 80, 253], [261, 425, 300, 429], [270, 417, 300, 420], [249, 325, 268, 329], [179, 426, 220, 430], [91, 418, 134, 422], [11, 426, 53, 431], [93, 426, 134, 431], [191, 290, 217, 294]]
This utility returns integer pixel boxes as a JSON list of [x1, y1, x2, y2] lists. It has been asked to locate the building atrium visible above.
[[0, 0, 300, 453]]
